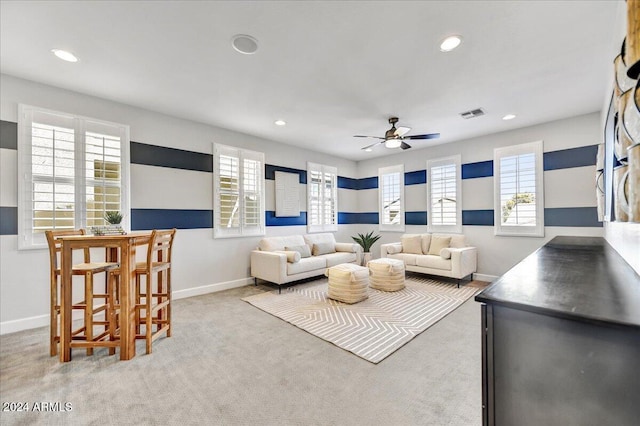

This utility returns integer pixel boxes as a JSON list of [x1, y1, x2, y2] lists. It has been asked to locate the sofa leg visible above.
[[457, 279, 460, 288], [278, 285, 281, 295], [254, 277, 258, 286]]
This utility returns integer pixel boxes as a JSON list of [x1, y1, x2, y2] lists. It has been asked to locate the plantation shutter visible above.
[[307, 162, 337, 233], [214, 143, 264, 238], [494, 141, 544, 237], [427, 155, 461, 233], [378, 165, 404, 232]]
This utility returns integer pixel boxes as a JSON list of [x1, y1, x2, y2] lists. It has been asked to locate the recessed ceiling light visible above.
[[274, 120, 286, 126], [364, 148, 373, 152], [440, 35, 462, 52], [502, 114, 517, 121], [51, 49, 78, 62], [231, 34, 258, 55]]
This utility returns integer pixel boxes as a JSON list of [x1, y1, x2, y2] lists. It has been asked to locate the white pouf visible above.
[[368, 258, 405, 292], [326, 263, 369, 304]]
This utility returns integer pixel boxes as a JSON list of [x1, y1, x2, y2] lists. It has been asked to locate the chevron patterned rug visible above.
[[243, 274, 482, 363]]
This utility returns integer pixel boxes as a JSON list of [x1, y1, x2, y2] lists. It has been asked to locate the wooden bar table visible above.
[[59, 232, 151, 362]]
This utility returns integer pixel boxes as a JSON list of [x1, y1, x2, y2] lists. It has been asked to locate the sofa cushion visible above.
[[287, 256, 326, 275], [386, 245, 402, 254], [428, 236, 451, 255], [259, 235, 306, 252], [304, 233, 337, 250], [387, 253, 418, 266], [448, 234, 466, 248], [421, 234, 432, 255], [285, 245, 311, 258], [320, 252, 358, 267], [312, 242, 336, 256], [274, 250, 301, 263], [401, 235, 422, 254], [416, 255, 452, 271]]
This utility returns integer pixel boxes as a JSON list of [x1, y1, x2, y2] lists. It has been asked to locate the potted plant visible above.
[[351, 231, 381, 266], [92, 211, 125, 235], [104, 211, 123, 225]]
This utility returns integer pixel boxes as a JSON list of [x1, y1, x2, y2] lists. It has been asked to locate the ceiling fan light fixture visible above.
[[385, 138, 402, 149], [440, 35, 462, 52]]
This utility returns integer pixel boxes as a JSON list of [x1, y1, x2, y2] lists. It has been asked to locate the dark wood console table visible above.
[[475, 236, 640, 426]]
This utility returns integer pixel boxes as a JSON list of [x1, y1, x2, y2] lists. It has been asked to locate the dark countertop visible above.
[[475, 236, 640, 328]]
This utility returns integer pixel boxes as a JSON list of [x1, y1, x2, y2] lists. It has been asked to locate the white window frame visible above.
[[427, 154, 462, 234], [213, 143, 265, 238], [494, 140, 544, 237], [17, 104, 130, 250], [306, 162, 338, 233], [378, 164, 405, 232]]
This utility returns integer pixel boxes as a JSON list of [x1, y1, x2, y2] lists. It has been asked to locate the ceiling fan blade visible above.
[[361, 141, 381, 150], [404, 133, 440, 140], [395, 126, 411, 137], [354, 135, 384, 139], [400, 142, 412, 150]]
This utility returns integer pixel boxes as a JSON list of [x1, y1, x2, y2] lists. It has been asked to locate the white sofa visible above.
[[380, 233, 477, 287], [251, 233, 361, 292]]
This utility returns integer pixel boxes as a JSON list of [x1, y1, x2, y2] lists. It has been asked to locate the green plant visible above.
[[104, 211, 123, 225], [351, 231, 381, 253]]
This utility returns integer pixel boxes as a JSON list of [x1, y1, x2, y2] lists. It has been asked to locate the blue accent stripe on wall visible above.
[[462, 209, 495, 226], [406, 211, 427, 225], [130, 142, 213, 172], [358, 177, 379, 190], [338, 176, 359, 190], [265, 211, 307, 226], [264, 165, 307, 184], [405, 170, 427, 186], [544, 207, 602, 227], [543, 145, 597, 171], [338, 212, 361, 224], [355, 212, 380, 224], [1, 120, 17, 150], [462, 161, 493, 179], [0, 206, 18, 235], [131, 208, 213, 230]]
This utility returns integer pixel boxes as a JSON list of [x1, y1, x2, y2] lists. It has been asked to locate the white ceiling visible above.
[[0, 1, 621, 161]]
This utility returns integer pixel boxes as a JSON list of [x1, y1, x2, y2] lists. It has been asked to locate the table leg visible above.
[[119, 239, 137, 360], [60, 243, 73, 362]]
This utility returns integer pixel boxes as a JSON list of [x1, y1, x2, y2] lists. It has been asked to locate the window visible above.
[[427, 155, 461, 233], [494, 140, 544, 237], [307, 162, 338, 233], [17, 105, 130, 250], [378, 165, 405, 232], [213, 143, 265, 238]]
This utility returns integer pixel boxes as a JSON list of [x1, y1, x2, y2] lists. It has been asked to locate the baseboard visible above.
[[473, 273, 498, 283], [172, 277, 253, 300], [0, 277, 254, 335]]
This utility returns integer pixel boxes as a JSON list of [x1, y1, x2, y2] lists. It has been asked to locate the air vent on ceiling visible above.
[[460, 108, 485, 119]]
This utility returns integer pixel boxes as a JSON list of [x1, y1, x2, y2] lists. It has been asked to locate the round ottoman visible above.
[[326, 263, 369, 304], [368, 258, 405, 291]]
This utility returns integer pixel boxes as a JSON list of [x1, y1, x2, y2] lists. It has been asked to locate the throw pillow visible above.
[[440, 248, 452, 260], [312, 242, 336, 256], [401, 235, 423, 254], [275, 250, 301, 263], [421, 234, 432, 255], [285, 245, 311, 258], [428, 236, 452, 255], [386, 245, 402, 254]]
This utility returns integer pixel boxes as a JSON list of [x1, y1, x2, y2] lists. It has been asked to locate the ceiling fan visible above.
[[354, 117, 440, 151]]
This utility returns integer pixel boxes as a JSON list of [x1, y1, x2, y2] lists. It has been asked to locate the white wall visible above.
[[0, 74, 359, 333], [356, 113, 604, 279]]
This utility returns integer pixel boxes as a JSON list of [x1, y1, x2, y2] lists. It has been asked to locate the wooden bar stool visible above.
[[45, 229, 119, 356], [109, 228, 176, 354]]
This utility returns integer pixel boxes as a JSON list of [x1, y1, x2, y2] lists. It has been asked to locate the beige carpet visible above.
[[243, 274, 481, 363]]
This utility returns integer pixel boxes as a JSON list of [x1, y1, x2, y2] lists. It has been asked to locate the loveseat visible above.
[[251, 233, 361, 292], [380, 233, 477, 287]]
